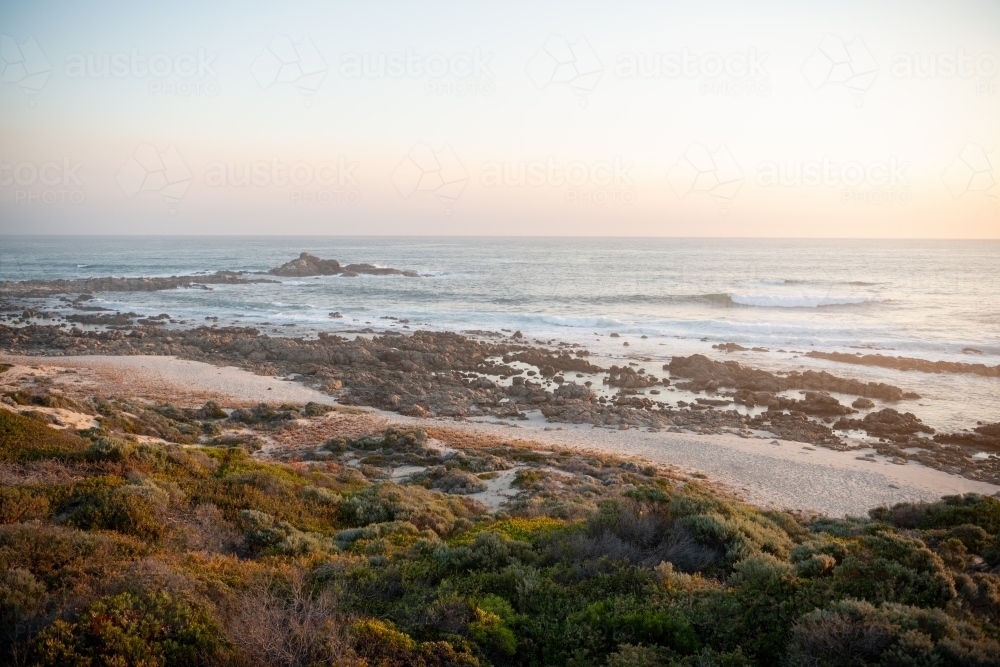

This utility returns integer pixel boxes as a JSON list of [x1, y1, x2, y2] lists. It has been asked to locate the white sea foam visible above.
[[728, 294, 880, 308]]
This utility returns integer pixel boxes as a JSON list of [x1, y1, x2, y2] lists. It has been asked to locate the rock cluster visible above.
[[0, 271, 268, 298], [668, 354, 917, 401], [606, 365, 663, 388], [934, 422, 1000, 450], [806, 350, 1000, 378], [833, 408, 935, 440], [734, 389, 854, 416], [268, 253, 420, 278]]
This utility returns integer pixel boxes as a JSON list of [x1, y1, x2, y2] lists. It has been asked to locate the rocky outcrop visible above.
[[833, 408, 934, 440], [605, 365, 663, 389], [734, 390, 853, 417], [806, 350, 1000, 378], [268, 253, 342, 276], [342, 263, 420, 277], [934, 422, 1000, 451], [268, 253, 420, 278], [0, 271, 269, 297], [667, 354, 917, 401]]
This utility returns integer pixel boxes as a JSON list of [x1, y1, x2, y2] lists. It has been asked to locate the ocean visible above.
[[2, 236, 998, 430]]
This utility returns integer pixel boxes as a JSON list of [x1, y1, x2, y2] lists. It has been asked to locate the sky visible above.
[[1, 0, 998, 237]]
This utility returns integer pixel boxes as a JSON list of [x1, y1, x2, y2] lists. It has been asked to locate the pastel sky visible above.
[[1, 0, 998, 236]]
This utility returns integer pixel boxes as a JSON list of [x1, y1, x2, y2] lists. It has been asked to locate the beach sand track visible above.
[[2, 353, 996, 517]]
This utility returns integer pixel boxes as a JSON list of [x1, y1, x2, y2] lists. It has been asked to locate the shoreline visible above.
[[3, 352, 997, 517]]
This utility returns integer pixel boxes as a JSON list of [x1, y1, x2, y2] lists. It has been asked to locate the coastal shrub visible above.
[[432, 469, 488, 495], [29, 590, 230, 667], [0, 487, 52, 523], [0, 523, 141, 592], [455, 516, 564, 545], [728, 553, 795, 589], [570, 598, 700, 658], [7, 388, 1000, 666], [223, 572, 348, 667], [197, 400, 228, 420], [339, 482, 478, 534], [238, 509, 337, 556], [870, 494, 1000, 533], [61, 483, 165, 541], [86, 435, 136, 461], [3, 391, 86, 412], [546, 501, 716, 571], [0, 410, 89, 462], [625, 484, 670, 504], [681, 510, 793, 569], [0, 567, 47, 645], [351, 618, 480, 666], [832, 532, 956, 607], [512, 469, 543, 488], [229, 403, 304, 428], [335, 520, 427, 554], [787, 599, 1000, 667], [444, 532, 527, 574], [184, 465, 343, 533], [468, 604, 517, 656]]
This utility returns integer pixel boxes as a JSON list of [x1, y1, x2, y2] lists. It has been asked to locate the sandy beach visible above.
[[4, 352, 996, 518]]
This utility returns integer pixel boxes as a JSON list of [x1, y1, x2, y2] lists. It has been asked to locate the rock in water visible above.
[[269, 252, 342, 276]]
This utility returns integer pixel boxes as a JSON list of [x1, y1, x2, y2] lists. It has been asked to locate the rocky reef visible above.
[[806, 350, 1000, 377], [0, 271, 271, 298], [668, 353, 918, 401], [269, 252, 420, 278]]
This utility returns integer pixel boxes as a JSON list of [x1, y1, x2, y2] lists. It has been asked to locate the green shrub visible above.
[[30, 591, 231, 666], [871, 494, 1000, 533], [788, 599, 1000, 667], [0, 567, 47, 638], [832, 532, 957, 608], [62, 484, 164, 541], [0, 487, 52, 523], [351, 617, 480, 666], [0, 410, 89, 462], [238, 509, 338, 556]]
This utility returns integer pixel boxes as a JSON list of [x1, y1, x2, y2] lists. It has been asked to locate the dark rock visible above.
[[668, 354, 915, 401], [269, 252, 342, 277], [805, 350, 1000, 378]]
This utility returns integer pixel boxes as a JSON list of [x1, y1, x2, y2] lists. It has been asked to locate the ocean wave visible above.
[[728, 294, 882, 308]]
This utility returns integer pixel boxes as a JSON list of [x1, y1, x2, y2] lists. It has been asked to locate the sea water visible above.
[[2, 236, 998, 431]]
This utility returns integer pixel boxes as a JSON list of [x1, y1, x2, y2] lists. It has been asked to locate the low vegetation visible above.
[[1, 393, 999, 666]]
